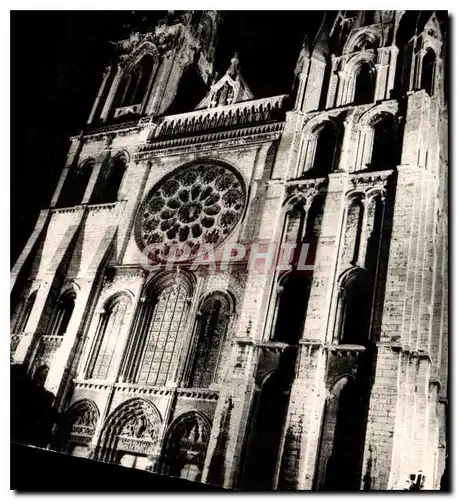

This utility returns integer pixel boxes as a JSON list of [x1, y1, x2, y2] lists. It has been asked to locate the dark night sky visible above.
[[10, 10, 329, 265]]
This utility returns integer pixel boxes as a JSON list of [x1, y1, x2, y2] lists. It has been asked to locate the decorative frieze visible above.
[[135, 123, 284, 159]]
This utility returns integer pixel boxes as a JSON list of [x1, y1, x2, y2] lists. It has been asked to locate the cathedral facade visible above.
[[10, 11, 448, 490]]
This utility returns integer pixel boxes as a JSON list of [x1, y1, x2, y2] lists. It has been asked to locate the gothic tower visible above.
[[11, 11, 447, 490]]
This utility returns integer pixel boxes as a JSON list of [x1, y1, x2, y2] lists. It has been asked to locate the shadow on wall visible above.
[[10, 364, 58, 449]]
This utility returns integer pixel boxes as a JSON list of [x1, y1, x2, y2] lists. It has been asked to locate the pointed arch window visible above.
[[311, 122, 338, 175], [94, 156, 127, 204], [284, 203, 306, 244], [48, 290, 76, 337], [86, 295, 130, 380], [58, 160, 94, 208], [370, 115, 396, 170], [129, 281, 190, 386], [272, 273, 312, 345], [354, 63, 375, 105], [336, 270, 373, 345], [421, 48, 436, 96], [188, 293, 231, 388]]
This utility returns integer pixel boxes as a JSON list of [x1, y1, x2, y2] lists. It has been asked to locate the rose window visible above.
[[137, 163, 246, 261]]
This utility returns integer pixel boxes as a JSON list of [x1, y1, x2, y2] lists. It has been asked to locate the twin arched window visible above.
[[212, 82, 235, 107], [335, 193, 385, 345]]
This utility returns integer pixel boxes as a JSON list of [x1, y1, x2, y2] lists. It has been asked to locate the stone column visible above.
[[277, 343, 327, 490], [337, 114, 355, 172], [325, 59, 339, 109], [145, 57, 174, 117], [385, 46, 399, 99], [335, 70, 347, 107], [87, 66, 113, 125], [100, 65, 123, 122]]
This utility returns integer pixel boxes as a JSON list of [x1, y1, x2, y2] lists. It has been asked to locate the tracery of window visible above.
[[48, 291, 76, 337], [137, 163, 246, 263], [136, 283, 189, 386], [420, 48, 436, 96], [118, 54, 155, 108], [87, 296, 130, 380], [188, 295, 230, 388]]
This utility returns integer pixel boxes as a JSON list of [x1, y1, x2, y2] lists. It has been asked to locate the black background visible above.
[[10, 442, 225, 491]]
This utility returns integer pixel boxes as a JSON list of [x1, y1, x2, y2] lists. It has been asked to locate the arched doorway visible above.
[[58, 399, 99, 457], [160, 412, 211, 481], [96, 398, 162, 470]]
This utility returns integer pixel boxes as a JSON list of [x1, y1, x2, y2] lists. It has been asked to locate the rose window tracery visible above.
[[137, 163, 246, 261]]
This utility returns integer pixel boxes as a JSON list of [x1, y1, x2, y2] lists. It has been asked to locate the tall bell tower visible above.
[[273, 10, 448, 491], [87, 10, 220, 125]]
